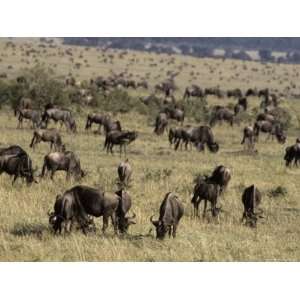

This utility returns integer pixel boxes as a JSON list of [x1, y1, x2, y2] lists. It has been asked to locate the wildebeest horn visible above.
[[47, 210, 53, 217], [150, 215, 155, 224]]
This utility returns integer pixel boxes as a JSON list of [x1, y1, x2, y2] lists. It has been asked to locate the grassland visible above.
[[0, 38, 300, 261]]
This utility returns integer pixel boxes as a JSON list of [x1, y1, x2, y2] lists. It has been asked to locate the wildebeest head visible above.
[[207, 142, 219, 153], [150, 215, 169, 240]]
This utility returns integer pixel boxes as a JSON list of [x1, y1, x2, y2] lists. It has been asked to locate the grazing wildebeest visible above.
[[85, 113, 110, 132], [115, 189, 136, 234], [42, 108, 76, 132], [241, 126, 255, 148], [183, 85, 204, 101], [150, 192, 184, 239], [154, 113, 168, 135], [30, 128, 64, 151], [14, 97, 32, 116], [191, 126, 219, 153], [0, 145, 35, 185], [168, 126, 194, 151], [253, 121, 286, 144], [162, 106, 185, 125], [191, 176, 221, 218], [16, 109, 41, 129], [284, 141, 300, 166], [41, 151, 85, 181], [210, 107, 234, 127], [104, 130, 138, 155], [241, 185, 263, 227], [118, 159, 132, 186], [48, 185, 119, 234], [204, 87, 224, 98], [208, 165, 231, 194]]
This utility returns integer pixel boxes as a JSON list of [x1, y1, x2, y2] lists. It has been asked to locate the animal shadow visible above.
[[10, 222, 48, 239]]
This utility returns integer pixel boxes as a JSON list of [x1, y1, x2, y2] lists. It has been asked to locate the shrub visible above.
[[184, 98, 210, 123]]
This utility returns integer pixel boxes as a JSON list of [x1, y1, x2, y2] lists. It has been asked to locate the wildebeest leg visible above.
[[202, 199, 207, 218], [50, 169, 56, 181], [65, 220, 72, 233], [102, 215, 109, 234], [12, 174, 19, 185], [172, 224, 177, 238], [168, 226, 172, 238], [111, 214, 118, 234], [174, 139, 180, 151]]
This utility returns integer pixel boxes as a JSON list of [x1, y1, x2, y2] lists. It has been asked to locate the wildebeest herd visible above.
[[0, 83, 297, 241]]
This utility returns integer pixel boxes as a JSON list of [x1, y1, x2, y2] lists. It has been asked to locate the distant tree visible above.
[[259, 49, 272, 61]]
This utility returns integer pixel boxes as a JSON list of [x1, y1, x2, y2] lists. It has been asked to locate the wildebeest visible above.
[[30, 128, 64, 151], [191, 176, 221, 218], [103, 119, 122, 134], [208, 165, 231, 194], [245, 88, 258, 97], [192, 126, 219, 153], [183, 85, 204, 101], [150, 192, 184, 239], [253, 120, 286, 144], [41, 151, 85, 180], [16, 109, 41, 129], [42, 108, 76, 133], [118, 159, 132, 186], [284, 141, 300, 166], [204, 87, 224, 98], [210, 107, 234, 127], [162, 106, 185, 125], [0, 145, 35, 185], [256, 112, 275, 123], [241, 185, 263, 227], [168, 126, 192, 150], [154, 112, 168, 135], [48, 185, 120, 234], [241, 126, 256, 150], [227, 88, 243, 98], [234, 97, 248, 115], [14, 97, 32, 116], [85, 113, 110, 132], [104, 130, 138, 155], [115, 189, 136, 233]]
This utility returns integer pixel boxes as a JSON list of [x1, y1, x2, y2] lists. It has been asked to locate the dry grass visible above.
[[0, 38, 300, 261]]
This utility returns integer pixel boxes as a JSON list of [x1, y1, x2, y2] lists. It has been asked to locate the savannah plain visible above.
[[0, 38, 300, 261]]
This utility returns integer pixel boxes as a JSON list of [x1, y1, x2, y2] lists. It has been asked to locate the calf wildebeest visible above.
[[284, 141, 300, 166], [48, 185, 120, 234], [118, 159, 132, 186], [241, 185, 263, 227], [115, 189, 136, 234], [208, 165, 231, 194], [191, 176, 221, 218], [150, 192, 184, 239], [104, 130, 138, 155], [210, 107, 234, 127], [41, 151, 85, 181], [16, 109, 41, 129], [154, 112, 168, 135], [42, 108, 76, 133], [0, 145, 35, 185], [253, 120, 286, 144], [30, 128, 64, 151]]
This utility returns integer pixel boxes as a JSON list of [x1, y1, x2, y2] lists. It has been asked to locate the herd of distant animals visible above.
[[1, 76, 300, 239]]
